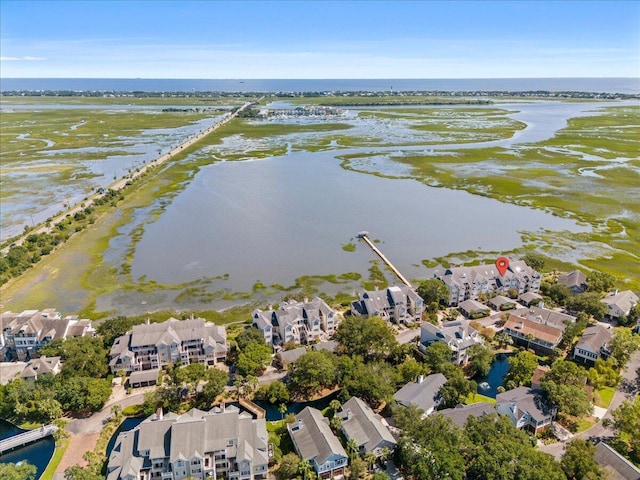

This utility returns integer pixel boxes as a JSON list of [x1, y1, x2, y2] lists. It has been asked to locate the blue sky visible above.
[[1, 1, 638, 78]]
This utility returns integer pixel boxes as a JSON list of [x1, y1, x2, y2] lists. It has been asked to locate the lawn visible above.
[[464, 392, 497, 405], [40, 437, 70, 480], [595, 386, 616, 408]]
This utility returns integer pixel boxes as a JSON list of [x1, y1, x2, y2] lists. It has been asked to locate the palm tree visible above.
[[278, 403, 287, 420], [364, 452, 377, 473], [346, 438, 359, 460], [298, 459, 312, 480], [378, 446, 391, 467], [329, 399, 341, 415], [233, 374, 244, 400], [525, 333, 536, 350]]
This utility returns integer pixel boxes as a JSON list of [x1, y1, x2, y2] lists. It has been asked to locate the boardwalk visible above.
[[359, 233, 413, 288], [0, 424, 57, 454]]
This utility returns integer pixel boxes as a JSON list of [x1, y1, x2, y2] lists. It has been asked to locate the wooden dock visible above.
[[0, 424, 57, 454], [359, 234, 413, 288]]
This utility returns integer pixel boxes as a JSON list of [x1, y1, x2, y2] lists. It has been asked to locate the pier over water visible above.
[[357, 232, 413, 288]]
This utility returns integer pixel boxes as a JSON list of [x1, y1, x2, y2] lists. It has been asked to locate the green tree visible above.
[[0, 462, 37, 480], [289, 350, 336, 397], [41, 336, 109, 378], [95, 315, 137, 348], [54, 376, 112, 412], [522, 252, 546, 271], [567, 292, 608, 319], [541, 360, 592, 417], [611, 395, 640, 459], [342, 359, 397, 408], [504, 350, 539, 390], [548, 283, 572, 307], [561, 439, 602, 480], [561, 316, 589, 349], [297, 459, 314, 480], [349, 457, 367, 480], [467, 343, 495, 377], [424, 341, 453, 373], [277, 452, 301, 480], [417, 278, 449, 313], [586, 271, 616, 293], [397, 356, 425, 384], [396, 414, 467, 480], [198, 367, 229, 406], [494, 331, 513, 349], [440, 367, 475, 408], [237, 342, 272, 376], [279, 403, 288, 420], [335, 315, 397, 361], [372, 473, 391, 480], [256, 380, 290, 404], [235, 327, 267, 350], [587, 358, 621, 389], [608, 327, 640, 367]]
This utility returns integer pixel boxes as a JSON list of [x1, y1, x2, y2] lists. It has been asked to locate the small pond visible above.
[[474, 353, 512, 398], [254, 391, 341, 422], [0, 419, 55, 480]]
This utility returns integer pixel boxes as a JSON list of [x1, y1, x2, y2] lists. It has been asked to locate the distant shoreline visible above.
[[1, 77, 638, 95]]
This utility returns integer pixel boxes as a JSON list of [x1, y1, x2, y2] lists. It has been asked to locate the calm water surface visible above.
[[0, 420, 55, 479]]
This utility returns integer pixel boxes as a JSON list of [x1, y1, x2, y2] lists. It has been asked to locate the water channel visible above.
[[0, 419, 55, 479]]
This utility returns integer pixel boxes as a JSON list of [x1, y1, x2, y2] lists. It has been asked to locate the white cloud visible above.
[[0, 55, 45, 61]]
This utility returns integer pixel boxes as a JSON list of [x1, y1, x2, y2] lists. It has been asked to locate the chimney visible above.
[[268, 304, 273, 311], [146, 317, 151, 325], [417, 374, 424, 384], [297, 419, 303, 430], [539, 301, 545, 309], [518, 322, 524, 329], [221, 402, 225, 413], [156, 407, 163, 420], [346, 409, 352, 420]]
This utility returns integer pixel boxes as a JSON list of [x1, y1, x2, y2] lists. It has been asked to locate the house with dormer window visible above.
[[351, 285, 423, 324]]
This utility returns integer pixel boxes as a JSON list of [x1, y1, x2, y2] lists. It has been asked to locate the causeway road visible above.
[[2, 101, 255, 255]]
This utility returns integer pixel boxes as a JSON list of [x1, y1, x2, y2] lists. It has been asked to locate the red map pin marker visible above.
[[496, 257, 510, 276]]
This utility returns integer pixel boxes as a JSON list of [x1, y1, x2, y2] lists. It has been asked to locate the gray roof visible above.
[[519, 291, 543, 304], [130, 317, 226, 348], [436, 260, 540, 289], [601, 290, 639, 315], [0, 362, 27, 385], [575, 324, 614, 354], [438, 402, 496, 428], [594, 441, 640, 480], [557, 270, 588, 291], [108, 406, 267, 479], [1, 309, 93, 344], [394, 373, 447, 413], [20, 356, 61, 378], [278, 346, 307, 365], [421, 320, 482, 350], [511, 305, 575, 331], [129, 369, 160, 385], [459, 299, 489, 313], [496, 387, 553, 423], [338, 397, 396, 453], [288, 407, 347, 466], [488, 296, 516, 310], [313, 340, 338, 353], [352, 285, 422, 318]]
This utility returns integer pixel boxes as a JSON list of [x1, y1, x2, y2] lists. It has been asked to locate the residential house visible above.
[[601, 290, 639, 321], [252, 297, 337, 348], [351, 285, 423, 324], [510, 305, 576, 331], [518, 292, 543, 308], [574, 324, 614, 365], [128, 369, 160, 388], [435, 259, 541, 307], [438, 402, 496, 428], [419, 320, 484, 365], [502, 314, 563, 353], [557, 270, 588, 294], [276, 346, 307, 370], [593, 441, 640, 480], [109, 317, 228, 374], [20, 356, 62, 381], [488, 295, 517, 311], [288, 407, 348, 479], [337, 397, 396, 458], [496, 387, 556, 434], [1, 309, 95, 361], [458, 299, 490, 319], [393, 373, 447, 417], [106, 405, 268, 480]]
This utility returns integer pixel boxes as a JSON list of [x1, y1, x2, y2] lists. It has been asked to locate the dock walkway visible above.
[[359, 234, 413, 288], [0, 424, 57, 454]]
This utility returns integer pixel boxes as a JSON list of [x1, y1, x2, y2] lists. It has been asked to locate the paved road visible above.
[[539, 350, 640, 459]]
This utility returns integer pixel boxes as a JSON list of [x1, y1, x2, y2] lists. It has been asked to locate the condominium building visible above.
[[251, 297, 337, 348], [351, 285, 423, 324], [435, 260, 541, 306], [107, 405, 268, 480], [1, 309, 94, 361], [109, 317, 228, 374]]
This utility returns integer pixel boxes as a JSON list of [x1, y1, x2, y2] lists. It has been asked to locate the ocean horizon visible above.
[[1, 77, 638, 94]]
